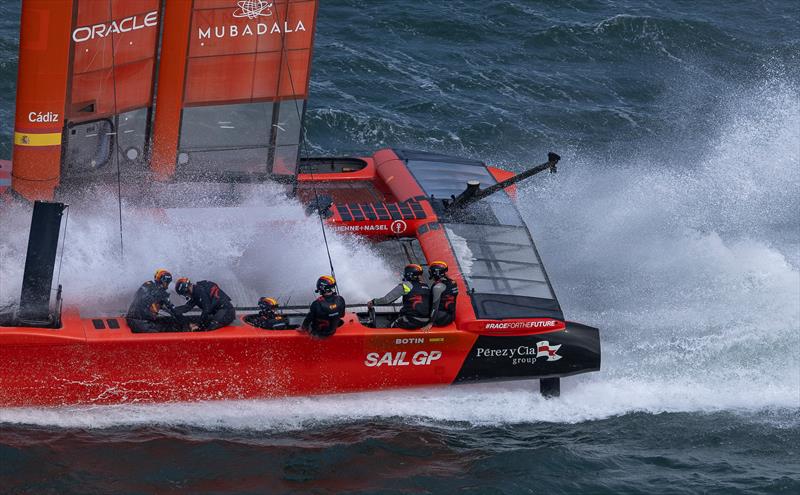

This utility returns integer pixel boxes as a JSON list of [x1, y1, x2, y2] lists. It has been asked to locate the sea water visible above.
[[1, 1, 798, 493]]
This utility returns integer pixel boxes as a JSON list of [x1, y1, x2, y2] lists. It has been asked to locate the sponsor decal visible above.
[[197, 21, 306, 39], [197, 1, 306, 41], [364, 350, 442, 367], [394, 337, 424, 345], [475, 341, 562, 366], [390, 219, 408, 234], [332, 224, 389, 233], [234, 0, 273, 19], [536, 341, 562, 362], [72, 11, 158, 43], [28, 112, 59, 123], [429, 337, 445, 343], [484, 320, 560, 330]]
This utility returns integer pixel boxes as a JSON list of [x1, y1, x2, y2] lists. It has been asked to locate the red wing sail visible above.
[[10, 0, 318, 200], [154, 0, 318, 178], [63, 0, 161, 181]]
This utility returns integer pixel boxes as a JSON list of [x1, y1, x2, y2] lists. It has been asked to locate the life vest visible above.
[[400, 280, 431, 319], [437, 277, 459, 316], [195, 281, 232, 310], [311, 294, 345, 336]]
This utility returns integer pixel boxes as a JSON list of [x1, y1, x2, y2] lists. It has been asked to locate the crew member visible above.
[[126, 269, 184, 333], [428, 261, 458, 327], [301, 276, 346, 338], [174, 278, 235, 331], [245, 297, 295, 330], [368, 264, 431, 329]]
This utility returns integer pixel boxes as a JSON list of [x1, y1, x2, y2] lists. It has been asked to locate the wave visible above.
[[1, 78, 798, 430], [1, 2, 798, 429], [0, 183, 397, 315]]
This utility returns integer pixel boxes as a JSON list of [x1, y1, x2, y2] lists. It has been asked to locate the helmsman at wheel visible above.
[[368, 264, 431, 330]]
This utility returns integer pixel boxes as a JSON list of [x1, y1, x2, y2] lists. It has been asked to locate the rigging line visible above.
[[116, 141, 124, 259], [108, 0, 124, 258], [275, 2, 336, 280]]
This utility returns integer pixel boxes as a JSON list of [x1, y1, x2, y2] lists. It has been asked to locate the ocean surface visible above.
[[1, 0, 800, 493]]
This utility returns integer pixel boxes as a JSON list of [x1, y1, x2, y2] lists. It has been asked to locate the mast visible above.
[[12, 0, 162, 200], [11, 0, 74, 200], [150, 0, 193, 179]]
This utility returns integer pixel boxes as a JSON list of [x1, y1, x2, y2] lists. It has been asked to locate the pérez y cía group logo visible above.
[[475, 341, 563, 366]]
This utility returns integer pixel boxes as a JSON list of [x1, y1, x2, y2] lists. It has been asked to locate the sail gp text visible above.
[[364, 351, 442, 367]]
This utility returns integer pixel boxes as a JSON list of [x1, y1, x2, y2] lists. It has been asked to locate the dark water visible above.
[[1, 1, 799, 493]]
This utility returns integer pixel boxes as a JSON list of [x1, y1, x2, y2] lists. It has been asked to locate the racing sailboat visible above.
[[0, 0, 600, 407]]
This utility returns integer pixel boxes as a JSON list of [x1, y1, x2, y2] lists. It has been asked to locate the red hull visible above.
[[0, 311, 475, 406], [0, 149, 601, 407], [0, 310, 600, 407]]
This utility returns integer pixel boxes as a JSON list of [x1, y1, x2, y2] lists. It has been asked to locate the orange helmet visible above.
[[429, 261, 448, 279], [154, 269, 172, 286], [316, 275, 337, 294], [403, 264, 423, 281], [175, 277, 191, 296], [258, 297, 279, 311]]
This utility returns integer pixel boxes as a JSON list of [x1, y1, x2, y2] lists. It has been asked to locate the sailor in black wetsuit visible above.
[[174, 278, 236, 331], [301, 276, 345, 338], [427, 261, 458, 327], [126, 269, 184, 333], [368, 264, 431, 330], [245, 297, 295, 330]]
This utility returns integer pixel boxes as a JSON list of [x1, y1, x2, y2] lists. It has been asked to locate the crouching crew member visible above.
[[301, 276, 345, 338], [428, 261, 458, 327], [245, 297, 295, 330], [127, 269, 185, 333], [368, 264, 431, 330], [174, 278, 235, 330]]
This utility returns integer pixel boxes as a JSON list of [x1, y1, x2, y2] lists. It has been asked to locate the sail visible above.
[[63, 0, 161, 181], [10, 0, 318, 200], [158, 0, 317, 178]]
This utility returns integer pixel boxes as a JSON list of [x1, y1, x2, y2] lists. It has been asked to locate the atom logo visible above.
[[233, 0, 273, 19]]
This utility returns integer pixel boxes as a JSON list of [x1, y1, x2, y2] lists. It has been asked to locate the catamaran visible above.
[[0, 0, 600, 407]]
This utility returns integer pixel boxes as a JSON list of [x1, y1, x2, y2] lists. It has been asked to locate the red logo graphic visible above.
[[536, 341, 562, 361]]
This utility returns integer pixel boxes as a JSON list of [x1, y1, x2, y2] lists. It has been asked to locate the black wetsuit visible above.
[[301, 294, 345, 337], [126, 281, 182, 333], [372, 280, 431, 330], [244, 311, 294, 330], [176, 280, 235, 330], [430, 276, 458, 326]]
